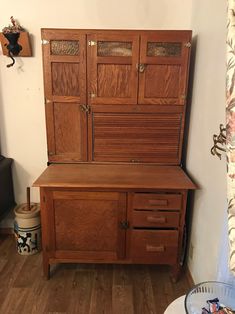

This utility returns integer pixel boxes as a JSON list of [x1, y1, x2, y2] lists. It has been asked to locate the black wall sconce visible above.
[[0, 17, 32, 67]]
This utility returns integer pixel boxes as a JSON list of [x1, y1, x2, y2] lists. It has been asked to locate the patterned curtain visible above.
[[227, 1, 235, 274]]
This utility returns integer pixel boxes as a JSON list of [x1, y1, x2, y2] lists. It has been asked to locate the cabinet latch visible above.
[[119, 221, 129, 229], [80, 104, 91, 114], [88, 40, 97, 46], [137, 63, 146, 73]]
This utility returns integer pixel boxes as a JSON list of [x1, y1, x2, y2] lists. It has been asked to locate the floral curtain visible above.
[[227, 1, 235, 274]]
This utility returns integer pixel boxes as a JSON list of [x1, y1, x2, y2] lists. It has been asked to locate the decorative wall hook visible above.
[[211, 124, 226, 159], [0, 17, 32, 67]]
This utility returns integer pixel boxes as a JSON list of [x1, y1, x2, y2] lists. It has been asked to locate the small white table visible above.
[[164, 295, 186, 314]]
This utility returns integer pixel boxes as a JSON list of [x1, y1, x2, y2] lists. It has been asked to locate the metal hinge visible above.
[[184, 42, 191, 48], [45, 98, 51, 104], [88, 40, 97, 46], [90, 93, 96, 98], [41, 39, 49, 45], [181, 94, 186, 100], [80, 104, 91, 114]]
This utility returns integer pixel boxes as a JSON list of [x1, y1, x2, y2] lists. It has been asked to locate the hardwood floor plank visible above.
[[112, 285, 134, 314], [89, 264, 113, 314], [0, 287, 29, 314], [131, 265, 157, 314], [67, 269, 94, 313]]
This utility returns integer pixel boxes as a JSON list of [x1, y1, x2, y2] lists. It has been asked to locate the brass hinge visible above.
[[45, 98, 52, 104], [48, 151, 54, 156], [88, 40, 97, 46], [41, 39, 49, 45], [80, 104, 91, 114], [184, 42, 191, 48], [90, 93, 96, 98], [181, 94, 186, 100]]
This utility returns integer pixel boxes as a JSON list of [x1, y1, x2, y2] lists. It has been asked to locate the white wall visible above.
[[0, 0, 193, 204], [186, 0, 227, 282]]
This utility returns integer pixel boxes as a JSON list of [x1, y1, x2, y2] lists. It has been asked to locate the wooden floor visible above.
[[0, 235, 192, 314]]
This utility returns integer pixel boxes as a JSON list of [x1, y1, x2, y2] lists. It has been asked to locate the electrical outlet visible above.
[[189, 244, 194, 259]]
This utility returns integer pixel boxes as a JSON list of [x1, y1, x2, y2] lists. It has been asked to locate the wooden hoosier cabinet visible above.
[[34, 29, 196, 280]]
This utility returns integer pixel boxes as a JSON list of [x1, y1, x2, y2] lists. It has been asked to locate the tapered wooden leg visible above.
[[43, 254, 50, 280], [170, 263, 182, 283]]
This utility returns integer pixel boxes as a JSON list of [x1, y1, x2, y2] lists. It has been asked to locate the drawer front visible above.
[[133, 193, 181, 210], [130, 230, 178, 264], [132, 211, 179, 228]]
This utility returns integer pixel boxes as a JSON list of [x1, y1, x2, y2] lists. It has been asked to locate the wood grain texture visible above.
[[97, 64, 132, 98], [0, 235, 193, 314], [52, 62, 80, 96], [92, 112, 182, 163], [144, 65, 180, 98], [33, 163, 196, 190]]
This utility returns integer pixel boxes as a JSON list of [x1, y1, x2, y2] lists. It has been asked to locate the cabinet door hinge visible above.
[[184, 42, 191, 48], [41, 39, 49, 45], [90, 93, 96, 98], [88, 40, 97, 47], [45, 98, 51, 104]]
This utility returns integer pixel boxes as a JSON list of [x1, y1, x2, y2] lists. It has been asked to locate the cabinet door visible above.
[[87, 32, 139, 105], [46, 190, 127, 261], [41, 29, 87, 162], [138, 31, 192, 105]]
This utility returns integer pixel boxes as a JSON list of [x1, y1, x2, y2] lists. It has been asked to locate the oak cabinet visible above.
[[41, 29, 191, 164], [35, 29, 196, 280]]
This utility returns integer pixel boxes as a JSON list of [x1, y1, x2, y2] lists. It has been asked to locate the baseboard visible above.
[[0, 228, 14, 235], [185, 266, 194, 287]]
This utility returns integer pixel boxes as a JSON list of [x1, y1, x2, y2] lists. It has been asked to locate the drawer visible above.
[[133, 193, 181, 210], [130, 230, 178, 264], [132, 211, 179, 228]]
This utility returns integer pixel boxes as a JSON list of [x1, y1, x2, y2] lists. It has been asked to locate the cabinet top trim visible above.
[[33, 164, 196, 190]]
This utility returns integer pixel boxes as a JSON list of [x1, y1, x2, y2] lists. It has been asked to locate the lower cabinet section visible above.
[[39, 188, 187, 281]]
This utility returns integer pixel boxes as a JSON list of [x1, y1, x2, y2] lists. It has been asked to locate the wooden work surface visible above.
[[33, 163, 196, 190]]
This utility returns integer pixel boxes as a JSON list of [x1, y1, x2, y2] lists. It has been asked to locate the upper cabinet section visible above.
[[41, 29, 192, 164], [138, 31, 192, 105]]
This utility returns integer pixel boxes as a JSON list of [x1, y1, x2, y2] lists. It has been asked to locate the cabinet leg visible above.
[[170, 264, 182, 283], [43, 255, 50, 280]]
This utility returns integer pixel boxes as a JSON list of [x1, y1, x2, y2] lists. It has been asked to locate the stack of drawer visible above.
[[130, 193, 182, 264]]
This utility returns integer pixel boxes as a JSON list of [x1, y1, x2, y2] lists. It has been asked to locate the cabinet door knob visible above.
[[119, 221, 129, 229]]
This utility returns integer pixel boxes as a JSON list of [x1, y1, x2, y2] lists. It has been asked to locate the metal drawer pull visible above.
[[146, 216, 166, 223], [146, 245, 165, 252], [149, 199, 168, 206]]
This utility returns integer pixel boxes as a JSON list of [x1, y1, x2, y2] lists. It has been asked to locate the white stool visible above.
[[164, 295, 186, 314]]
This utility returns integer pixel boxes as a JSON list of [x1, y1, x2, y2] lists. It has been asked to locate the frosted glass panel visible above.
[[51, 40, 79, 55], [147, 42, 181, 57], [98, 41, 132, 57]]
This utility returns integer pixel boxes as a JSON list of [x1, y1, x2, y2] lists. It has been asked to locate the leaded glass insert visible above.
[[51, 40, 79, 55], [97, 41, 132, 57], [147, 42, 182, 57]]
